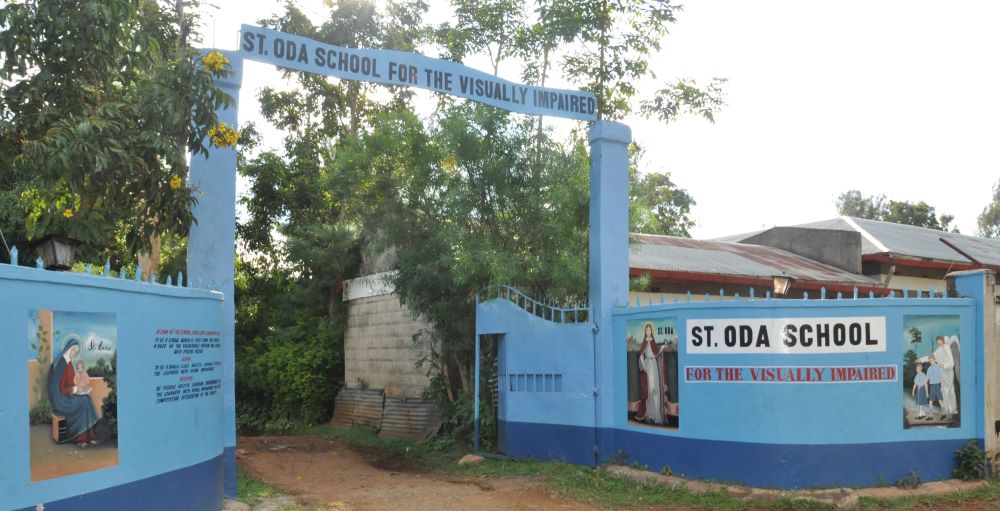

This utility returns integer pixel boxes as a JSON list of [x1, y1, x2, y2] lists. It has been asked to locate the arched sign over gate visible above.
[[239, 25, 598, 121]]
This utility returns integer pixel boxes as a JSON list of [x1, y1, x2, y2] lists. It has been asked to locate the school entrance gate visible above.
[[3, 25, 602, 511]]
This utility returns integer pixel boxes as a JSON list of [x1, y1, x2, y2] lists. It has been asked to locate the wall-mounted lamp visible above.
[[772, 274, 796, 297], [31, 235, 78, 271]]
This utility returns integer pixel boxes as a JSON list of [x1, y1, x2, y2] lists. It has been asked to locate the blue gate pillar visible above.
[[588, 121, 631, 461], [187, 50, 243, 498]]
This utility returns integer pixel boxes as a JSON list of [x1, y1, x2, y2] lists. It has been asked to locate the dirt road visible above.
[[238, 436, 599, 511], [238, 435, 997, 511]]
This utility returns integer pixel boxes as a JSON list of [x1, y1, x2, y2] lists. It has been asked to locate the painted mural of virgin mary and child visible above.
[[627, 320, 680, 429], [48, 336, 101, 448]]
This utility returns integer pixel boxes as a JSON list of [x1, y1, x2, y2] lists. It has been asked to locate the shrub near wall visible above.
[[236, 315, 344, 432]]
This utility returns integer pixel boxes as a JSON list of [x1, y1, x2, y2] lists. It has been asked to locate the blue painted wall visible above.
[[1, 264, 225, 510], [478, 280, 986, 488]]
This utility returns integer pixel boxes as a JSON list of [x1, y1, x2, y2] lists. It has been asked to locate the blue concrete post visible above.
[[588, 121, 631, 462], [187, 50, 242, 498]]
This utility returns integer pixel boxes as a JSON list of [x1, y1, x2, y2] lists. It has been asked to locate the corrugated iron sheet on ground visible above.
[[329, 388, 384, 429], [378, 398, 441, 441]]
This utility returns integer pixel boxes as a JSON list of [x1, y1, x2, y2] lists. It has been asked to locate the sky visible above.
[[202, 1, 1000, 240]]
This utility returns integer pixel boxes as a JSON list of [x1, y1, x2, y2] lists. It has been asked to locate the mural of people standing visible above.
[[902, 315, 960, 428], [627, 319, 679, 429]]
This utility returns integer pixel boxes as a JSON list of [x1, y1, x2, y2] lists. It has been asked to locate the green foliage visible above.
[[237, 469, 281, 506], [29, 401, 53, 426], [555, 0, 725, 121], [0, 0, 232, 255], [234, 0, 425, 431], [630, 166, 696, 237], [894, 470, 921, 489], [438, 0, 524, 74], [902, 349, 918, 391], [978, 180, 1000, 238], [89, 357, 113, 379], [30, 321, 50, 413], [101, 351, 118, 437], [338, 105, 590, 404], [235, 255, 347, 430], [629, 273, 652, 292], [836, 190, 956, 231], [953, 440, 992, 481]]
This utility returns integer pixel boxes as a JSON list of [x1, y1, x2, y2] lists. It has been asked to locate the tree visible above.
[[630, 170, 696, 237], [233, 1, 427, 428], [835, 190, 956, 231], [337, 104, 591, 414], [0, 0, 233, 257], [554, 0, 726, 121], [439, 0, 525, 75], [977, 180, 1000, 238]]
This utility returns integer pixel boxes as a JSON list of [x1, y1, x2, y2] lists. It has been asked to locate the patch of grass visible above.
[[855, 478, 1000, 510], [297, 424, 459, 472], [238, 468, 281, 505], [545, 468, 833, 510]]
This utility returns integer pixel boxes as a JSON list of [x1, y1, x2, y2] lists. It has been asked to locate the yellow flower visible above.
[[170, 175, 183, 189], [63, 209, 74, 218], [202, 51, 229, 73], [208, 123, 239, 148], [441, 154, 458, 174]]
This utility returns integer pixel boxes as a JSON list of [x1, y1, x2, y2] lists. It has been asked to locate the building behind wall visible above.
[[632, 216, 1000, 302]]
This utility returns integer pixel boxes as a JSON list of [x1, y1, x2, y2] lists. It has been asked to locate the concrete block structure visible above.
[[343, 273, 434, 399]]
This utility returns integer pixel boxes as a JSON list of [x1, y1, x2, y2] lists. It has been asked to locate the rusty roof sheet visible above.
[[630, 234, 881, 287]]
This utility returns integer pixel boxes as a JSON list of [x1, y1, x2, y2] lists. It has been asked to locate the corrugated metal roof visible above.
[[630, 234, 880, 287], [724, 217, 1000, 268], [797, 217, 1000, 267]]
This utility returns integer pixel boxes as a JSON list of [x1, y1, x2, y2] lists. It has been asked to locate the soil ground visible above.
[[238, 435, 999, 511], [238, 435, 599, 511]]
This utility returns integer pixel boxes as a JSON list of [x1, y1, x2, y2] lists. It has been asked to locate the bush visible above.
[[235, 315, 343, 431], [29, 400, 52, 425], [101, 353, 118, 438], [954, 440, 992, 481]]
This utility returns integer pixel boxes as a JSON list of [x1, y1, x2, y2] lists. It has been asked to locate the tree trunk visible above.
[[137, 234, 161, 281], [441, 356, 456, 402], [455, 352, 471, 399]]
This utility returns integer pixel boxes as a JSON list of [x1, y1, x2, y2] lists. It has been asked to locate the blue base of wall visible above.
[[224, 445, 237, 498], [502, 421, 975, 488], [14, 455, 223, 511]]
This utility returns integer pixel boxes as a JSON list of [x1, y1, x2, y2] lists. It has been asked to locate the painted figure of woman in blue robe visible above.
[[48, 338, 100, 446]]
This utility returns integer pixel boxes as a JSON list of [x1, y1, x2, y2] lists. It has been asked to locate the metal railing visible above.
[[477, 284, 590, 324]]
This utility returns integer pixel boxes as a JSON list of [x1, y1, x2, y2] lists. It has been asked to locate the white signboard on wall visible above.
[[686, 317, 887, 354]]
